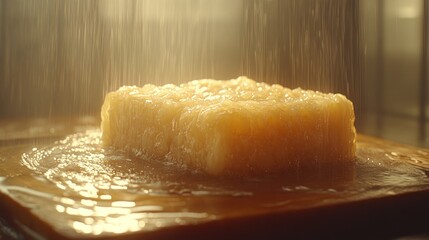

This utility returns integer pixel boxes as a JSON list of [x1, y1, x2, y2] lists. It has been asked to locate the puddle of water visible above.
[[0, 131, 428, 239]]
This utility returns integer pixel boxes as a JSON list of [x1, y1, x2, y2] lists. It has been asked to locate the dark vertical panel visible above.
[[0, 1, 7, 116], [376, 0, 385, 137], [420, 0, 428, 142]]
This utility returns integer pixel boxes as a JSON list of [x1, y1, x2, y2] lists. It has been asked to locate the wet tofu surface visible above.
[[101, 77, 356, 175]]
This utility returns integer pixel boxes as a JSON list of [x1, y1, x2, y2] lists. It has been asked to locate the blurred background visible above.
[[0, 0, 427, 147]]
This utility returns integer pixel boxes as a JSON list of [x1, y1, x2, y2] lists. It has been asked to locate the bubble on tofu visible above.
[[101, 76, 356, 176]]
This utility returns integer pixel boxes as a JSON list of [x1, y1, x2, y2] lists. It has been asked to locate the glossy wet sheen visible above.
[[0, 120, 428, 239]]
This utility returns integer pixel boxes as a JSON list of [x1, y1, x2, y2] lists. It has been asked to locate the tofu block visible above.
[[101, 77, 356, 175]]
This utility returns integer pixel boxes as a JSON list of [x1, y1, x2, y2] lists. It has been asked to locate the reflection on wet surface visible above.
[[0, 127, 429, 238]]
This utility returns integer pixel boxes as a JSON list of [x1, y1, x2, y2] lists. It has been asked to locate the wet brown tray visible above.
[[1, 117, 429, 239]]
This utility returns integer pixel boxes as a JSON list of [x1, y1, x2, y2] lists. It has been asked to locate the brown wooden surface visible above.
[[0, 117, 429, 239]]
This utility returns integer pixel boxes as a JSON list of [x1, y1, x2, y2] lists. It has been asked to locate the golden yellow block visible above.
[[101, 77, 356, 175]]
